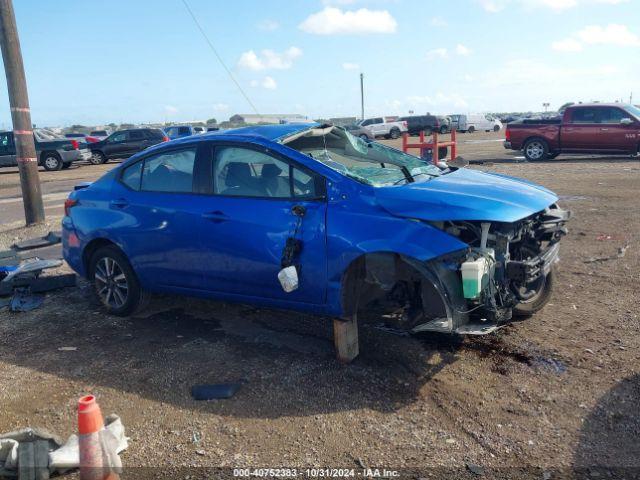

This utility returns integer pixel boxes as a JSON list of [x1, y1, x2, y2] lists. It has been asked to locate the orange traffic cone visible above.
[[78, 395, 119, 480]]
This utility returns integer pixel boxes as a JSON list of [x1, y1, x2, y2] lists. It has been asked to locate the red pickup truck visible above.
[[504, 103, 640, 161]]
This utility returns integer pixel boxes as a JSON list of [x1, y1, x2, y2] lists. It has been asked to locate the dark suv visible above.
[[398, 115, 449, 135], [88, 128, 168, 165]]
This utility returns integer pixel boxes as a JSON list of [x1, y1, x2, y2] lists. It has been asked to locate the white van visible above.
[[451, 114, 502, 133]]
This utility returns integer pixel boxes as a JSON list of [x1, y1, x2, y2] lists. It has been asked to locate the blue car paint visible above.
[[63, 124, 558, 317]]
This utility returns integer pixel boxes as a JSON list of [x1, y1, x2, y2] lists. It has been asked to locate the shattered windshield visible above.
[[283, 127, 442, 187]]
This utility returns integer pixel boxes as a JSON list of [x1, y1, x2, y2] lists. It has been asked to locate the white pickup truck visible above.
[[357, 117, 408, 139]]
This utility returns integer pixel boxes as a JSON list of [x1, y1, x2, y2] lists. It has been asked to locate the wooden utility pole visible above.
[[0, 0, 44, 225]]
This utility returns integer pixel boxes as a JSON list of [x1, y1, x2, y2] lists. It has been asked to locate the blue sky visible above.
[[0, 0, 638, 127]]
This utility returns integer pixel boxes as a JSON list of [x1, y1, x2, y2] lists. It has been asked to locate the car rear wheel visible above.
[[523, 139, 549, 161], [389, 128, 401, 139], [90, 151, 106, 165], [467, 126, 475, 133], [439, 125, 447, 134], [493, 124, 501, 132], [42, 152, 63, 171], [89, 245, 147, 316]]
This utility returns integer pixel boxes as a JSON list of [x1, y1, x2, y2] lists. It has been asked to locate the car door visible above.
[[103, 131, 129, 159], [562, 107, 600, 151], [371, 117, 385, 136], [195, 142, 328, 304], [0, 132, 17, 167], [109, 144, 210, 290], [596, 106, 637, 152], [126, 130, 148, 156]]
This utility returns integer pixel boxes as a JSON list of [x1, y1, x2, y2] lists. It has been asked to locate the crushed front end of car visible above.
[[355, 204, 570, 335]]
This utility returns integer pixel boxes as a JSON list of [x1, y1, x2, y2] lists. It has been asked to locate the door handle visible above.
[[600, 128, 609, 131], [110, 198, 129, 209], [201, 210, 228, 222]]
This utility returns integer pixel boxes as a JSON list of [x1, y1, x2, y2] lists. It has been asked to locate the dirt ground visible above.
[[0, 131, 639, 479]]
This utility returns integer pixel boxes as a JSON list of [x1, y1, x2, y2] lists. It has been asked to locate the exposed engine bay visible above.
[[353, 204, 570, 334]]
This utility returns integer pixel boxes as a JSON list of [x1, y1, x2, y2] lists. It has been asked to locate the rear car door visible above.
[[0, 132, 16, 167], [195, 143, 328, 304], [126, 130, 148, 156], [109, 144, 210, 290], [562, 107, 599, 150], [103, 131, 129, 159], [596, 106, 637, 152]]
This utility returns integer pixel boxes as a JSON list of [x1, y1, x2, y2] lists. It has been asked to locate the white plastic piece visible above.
[[480, 222, 491, 250], [278, 266, 299, 293], [1, 258, 63, 283]]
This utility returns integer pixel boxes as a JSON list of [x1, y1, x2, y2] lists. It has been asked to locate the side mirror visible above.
[[620, 117, 633, 125]]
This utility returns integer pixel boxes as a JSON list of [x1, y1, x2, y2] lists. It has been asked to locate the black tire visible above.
[[523, 138, 549, 161], [41, 152, 63, 171], [547, 152, 560, 159], [512, 269, 555, 317], [468, 126, 475, 133], [493, 124, 501, 132], [89, 245, 147, 316], [439, 125, 447, 134], [62, 162, 71, 169], [89, 151, 106, 165], [437, 146, 448, 159], [389, 128, 401, 139]]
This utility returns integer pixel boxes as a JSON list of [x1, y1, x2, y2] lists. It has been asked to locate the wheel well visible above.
[[40, 150, 60, 162], [340, 252, 449, 328], [522, 136, 549, 148], [82, 238, 119, 275]]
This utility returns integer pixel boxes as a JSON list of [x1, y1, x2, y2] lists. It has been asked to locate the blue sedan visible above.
[[62, 123, 568, 361]]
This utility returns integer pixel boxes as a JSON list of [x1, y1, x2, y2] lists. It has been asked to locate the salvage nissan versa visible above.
[[62, 123, 569, 353]]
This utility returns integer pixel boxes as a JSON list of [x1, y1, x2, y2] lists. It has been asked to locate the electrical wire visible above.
[[180, 0, 260, 115]]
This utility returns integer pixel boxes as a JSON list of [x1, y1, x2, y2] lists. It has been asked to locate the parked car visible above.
[[90, 130, 111, 141], [504, 103, 640, 161], [342, 124, 374, 140], [193, 126, 206, 135], [62, 123, 568, 361], [398, 115, 450, 135], [0, 128, 91, 170], [450, 114, 502, 133], [164, 125, 195, 140], [87, 128, 168, 165], [356, 117, 408, 139]]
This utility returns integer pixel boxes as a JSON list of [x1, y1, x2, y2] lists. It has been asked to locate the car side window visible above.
[[570, 108, 597, 124], [361, 119, 372, 127], [110, 132, 127, 143], [213, 146, 317, 199], [129, 130, 145, 140], [598, 107, 626, 124], [374, 117, 383, 124], [121, 161, 143, 190], [140, 148, 197, 193]]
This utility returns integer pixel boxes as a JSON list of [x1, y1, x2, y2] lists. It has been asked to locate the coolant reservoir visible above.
[[460, 256, 489, 299]]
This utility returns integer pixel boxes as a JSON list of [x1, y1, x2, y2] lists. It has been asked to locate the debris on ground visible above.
[[8, 288, 44, 312], [191, 383, 242, 400], [584, 245, 629, 263], [12, 232, 61, 251]]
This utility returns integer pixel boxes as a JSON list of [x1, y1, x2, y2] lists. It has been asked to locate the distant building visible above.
[[329, 117, 357, 126], [229, 113, 313, 125]]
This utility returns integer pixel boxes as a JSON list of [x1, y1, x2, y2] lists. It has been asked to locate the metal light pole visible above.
[[542, 102, 550, 113], [359, 73, 364, 120], [0, 0, 44, 225]]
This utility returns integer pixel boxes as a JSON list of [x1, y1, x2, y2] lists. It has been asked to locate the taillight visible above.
[[64, 198, 77, 216], [505, 128, 511, 141], [162, 136, 169, 142], [402, 121, 407, 128], [70, 140, 79, 150]]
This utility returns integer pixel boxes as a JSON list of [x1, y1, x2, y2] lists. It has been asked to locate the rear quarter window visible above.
[[121, 162, 142, 190]]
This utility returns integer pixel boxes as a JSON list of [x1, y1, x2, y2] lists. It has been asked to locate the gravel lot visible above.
[[0, 131, 638, 479]]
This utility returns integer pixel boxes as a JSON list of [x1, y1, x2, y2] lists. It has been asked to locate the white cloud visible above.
[[552, 38, 583, 51], [552, 23, 640, 52], [251, 76, 277, 90], [426, 48, 448, 59], [163, 105, 178, 114], [478, 0, 509, 12], [480, 0, 629, 11], [430, 16, 448, 27], [342, 62, 360, 70], [212, 103, 229, 112], [455, 44, 472, 56], [258, 19, 280, 31], [238, 47, 302, 71], [576, 24, 640, 46], [299, 7, 397, 35]]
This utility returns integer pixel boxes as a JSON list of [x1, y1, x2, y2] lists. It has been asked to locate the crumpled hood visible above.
[[375, 168, 558, 223]]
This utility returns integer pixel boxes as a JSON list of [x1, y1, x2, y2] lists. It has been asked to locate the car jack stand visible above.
[[333, 315, 359, 363]]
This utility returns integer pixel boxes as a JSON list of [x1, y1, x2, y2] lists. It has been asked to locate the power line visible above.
[[181, 0, 259, 115]]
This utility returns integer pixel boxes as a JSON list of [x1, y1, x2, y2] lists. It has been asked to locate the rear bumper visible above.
[[60, 149, 92, 163], [61, 217, 85, 277]]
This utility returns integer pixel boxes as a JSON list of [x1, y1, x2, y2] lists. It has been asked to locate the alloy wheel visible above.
[[44, 156, 60, 170], [525, 141, 544, 160], [94, 257, 129, 308]]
